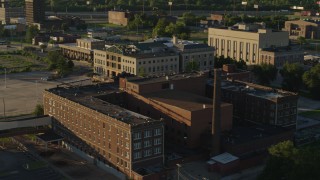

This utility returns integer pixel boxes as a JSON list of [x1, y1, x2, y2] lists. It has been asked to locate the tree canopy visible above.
[[303, 64, 320, 99], [25, 25, 39, 43], [252, 63, 277, 85], [280, 62, 304, 92], [33, 104, 44, 116], [46, 51, 74, 76], [258, 140, 320, 180], [185, 60, 200, 72], [152, 19, 190, 39]]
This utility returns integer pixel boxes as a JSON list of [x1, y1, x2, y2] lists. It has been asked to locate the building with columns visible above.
[[208, 25, 289, 66]]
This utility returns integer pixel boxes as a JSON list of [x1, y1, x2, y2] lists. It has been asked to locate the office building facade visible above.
[[25, 0, 45, 24], [208, 26, 289, 65]]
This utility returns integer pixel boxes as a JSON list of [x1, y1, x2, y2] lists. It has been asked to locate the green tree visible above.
[[280, 62, 304, 92], [152, 18, 169, 37], [297, 36, 306, 48], [303, 64, 320, 99], [259, 140, 320, 180], [252, 63, 277, 85], [165, 22, 190, 39], [182, 12, 197, 26], [33, 104, 44, 116], [46, 51, 73, 76], [25, 25, 39, 43], [185, 60, 200, 72], [138, 67, 146, 77]]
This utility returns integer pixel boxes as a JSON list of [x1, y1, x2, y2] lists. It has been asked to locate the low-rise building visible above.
[[283, 20, 320, 39], [94, 43, 180, 77], [94, 38, 215, 78], [172, 36, 215, 72], [60, 38, 105, 62], [108, 11, 132, 26], [33, 32, 81, 45], [120, 74, 233, 149], [207, 80, 299, 128], [43, 83, 165, 179], [259, 47, 304, 67], [0, 0, 24, 24]]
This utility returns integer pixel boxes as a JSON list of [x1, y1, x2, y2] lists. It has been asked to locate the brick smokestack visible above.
[[212, 69, 221, 155]]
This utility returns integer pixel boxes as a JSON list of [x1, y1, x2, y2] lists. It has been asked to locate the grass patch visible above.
[[190, 31, 208, 43], [299, 109, 320, 120], [0, 54, 47, 73], [87, 23, 125, 29], [23, 161, 48, 170], [0, 171, 18, 177]]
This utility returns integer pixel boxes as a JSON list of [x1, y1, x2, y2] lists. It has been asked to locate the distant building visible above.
[[94, 38, 215, 78], [259, 47, 304, 67], [9, 17, 26, 24], [210, 14, 224, 24], [60, 38, 105, 62], [94, 42, 180, 77], [108, 11, 132, 26], [172, 36, 215, 72], [221, 64, 253, 82], [87, 29, 110, 39], [208, 25, 289, 65], [43, 84, 165, 179], [32, 32, 81, 45], [25, 0, 45, 25], [283, 20, 320, 39], [207, 80, 299, 128], [0, 0, 24, 24]]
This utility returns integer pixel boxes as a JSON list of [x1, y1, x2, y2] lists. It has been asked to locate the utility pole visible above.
[[2, 98, 5, 121], [4, 68, 7, 88], [142, 0, 145, 14]]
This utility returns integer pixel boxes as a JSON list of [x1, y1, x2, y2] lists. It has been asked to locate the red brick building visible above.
[[43, 84, 165, 179], [120, 73, 233, 149]]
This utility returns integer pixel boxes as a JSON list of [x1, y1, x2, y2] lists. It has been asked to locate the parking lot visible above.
[[0, 71, 90, 118]]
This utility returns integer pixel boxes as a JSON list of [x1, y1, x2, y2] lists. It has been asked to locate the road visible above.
[[46, 10, 292, 18]]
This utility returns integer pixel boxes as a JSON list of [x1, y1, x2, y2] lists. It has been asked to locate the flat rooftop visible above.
[[126, 51, 178, 59], [126, 72, 204, 85], [222, 125, 290, 145], [208, 80, 297, 101], [47, 84, 160, 126], [143, 90, 213, 111], [78, 38, 104, 43]]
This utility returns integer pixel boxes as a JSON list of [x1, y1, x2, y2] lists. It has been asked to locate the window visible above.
[[162, 83, 169, 89], [133, 132, 141, 140], [154, 128, 162, 136], [154, 147, 161, 155], [133, 152, 141, 159], [154, 138, 162, 145], [134, 142, 141, 150], [144, 149, 152, 157], [144, 130, 152, 138], [144, 140, 151, 148]]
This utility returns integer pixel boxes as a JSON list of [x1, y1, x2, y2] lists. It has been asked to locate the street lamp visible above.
[[168, 1, 173, 16], [176, 164, 181, 180]]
